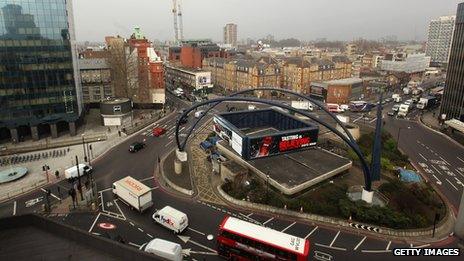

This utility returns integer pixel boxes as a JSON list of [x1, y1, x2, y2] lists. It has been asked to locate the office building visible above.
[[0, 0, 82, 142], [165, 64, 213, 96], [441, 3, 464, 121], [224, 23, 237, 47], [380, 53, 431, 74], [78, 58, 114, 105], [426, 15, 456, 66]]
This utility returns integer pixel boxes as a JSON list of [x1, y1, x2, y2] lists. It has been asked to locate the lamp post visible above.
[[75, 155, 83, 201], [81, 134, 87, 163]]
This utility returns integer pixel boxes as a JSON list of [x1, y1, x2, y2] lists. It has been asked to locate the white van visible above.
[[152, 206, 188, 234], [194, 110, 205, 118], [140, 238, 182, 261], [64, 164, 92, 180]]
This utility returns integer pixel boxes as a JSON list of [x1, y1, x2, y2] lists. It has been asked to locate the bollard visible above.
[[174, 159, 182, 174]]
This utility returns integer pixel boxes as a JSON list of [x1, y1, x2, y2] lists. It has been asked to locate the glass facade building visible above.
[[441, 3, 464, 121], [0, 0, 81, 140]]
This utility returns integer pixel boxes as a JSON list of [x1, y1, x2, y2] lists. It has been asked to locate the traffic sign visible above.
[[98, 222, 116, 230]]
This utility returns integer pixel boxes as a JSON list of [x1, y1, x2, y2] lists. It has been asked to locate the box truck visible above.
[[397, 104, 410, 117], [291, 100, 314, 111], [64, 164, 92, 180], [112, 176, 153, 213], [392, 94, 402, 103], [152, 206, 189, 234], [140, 238, 183, 261], [417, 96, 437, 110]]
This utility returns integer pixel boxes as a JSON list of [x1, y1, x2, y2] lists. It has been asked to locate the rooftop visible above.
[[325, 77, 363, 85]]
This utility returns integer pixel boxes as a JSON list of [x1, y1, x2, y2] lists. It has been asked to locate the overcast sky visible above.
[[73, 0, 462, 42]]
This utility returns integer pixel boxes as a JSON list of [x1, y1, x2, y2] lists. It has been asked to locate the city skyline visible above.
[[74, 0, 462, 43]]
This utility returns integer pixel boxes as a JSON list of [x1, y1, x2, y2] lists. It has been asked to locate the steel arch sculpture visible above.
[[174, 96, 372, 191]]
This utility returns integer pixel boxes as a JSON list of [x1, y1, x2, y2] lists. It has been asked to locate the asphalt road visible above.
[[0, 91, 462, 261]]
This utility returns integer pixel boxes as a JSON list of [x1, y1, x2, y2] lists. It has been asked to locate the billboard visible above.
[[213, 116, 244, 156], [248, 131, 318, 159]]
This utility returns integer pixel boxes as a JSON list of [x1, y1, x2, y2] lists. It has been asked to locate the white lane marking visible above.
[[129, 222, 135, 226], [147, 233, 153, 238], [440, 156, 450, 165], [188, 227, 206, 236], [13, 201, 17, 216], [246, 213, 253, 217], [329, 231, 340, 247], [386, 241, 392, 250], [304, 226, 318, 239], [369, 117, 377, 123], [114, 200, 126, 220], [98, 188, 112, 193], [165, 140, 174, 147], [432, 174, 442, 184], [457, 156, 464, 164], [314, 243, 346, 251], [92, 232, 101, 236], [151, 186, 159, 190], [454, 177, 464, 186], [431, 165, 443, 175], [88, 212, 101, 232], [139, 176, 154, 182], [353, 115, 363, 123], [40, 188, 61, 200], [138, 227, 144, 232], [179, 126, 185, 132], [263, 217, 274, 225], [128, 242, 141, 248], [412, 243, 431, 248], [361, 250, 392, 253], [446, 178, 459, 191], [353, 236, 366, 251], [418, 153, 428, 161], [281, 222, 296, 232]]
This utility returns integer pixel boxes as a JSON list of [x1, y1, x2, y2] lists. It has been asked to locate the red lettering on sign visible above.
[[279, 137, 310, 152], [124, 179, 143, 191]]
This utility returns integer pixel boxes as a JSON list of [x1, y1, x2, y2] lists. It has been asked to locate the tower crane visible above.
[[171, 0, 184, 44], [172, 0, 179, 43], [178, 0, 184, 41]]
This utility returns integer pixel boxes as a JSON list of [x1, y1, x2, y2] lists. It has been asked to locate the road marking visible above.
[[412, 243, 431, 248], [353, 115, 363, 123], [40, 188, 61, 200], [137, 228, 144, 232], [440, 156, 450, 165], [353, 236, 366, 250], [445, 178, 459, 191], [114, 200, 126, 220], [246, 213, 253, 217], [92, 232, 101, 236], [178, 235, 217, 253], [314, 243, 346, 251], [304, 226, 318, 239], [147, 233, 153, 238], [165, 140, 174, 147], [88, 212, 101, 232], [151, 186, 159, 190], [281, 222, 296, 232], [432, 174, 442, 184], [129, 222, 134, 226], [139, 176, 154, 182], [179, 126, 185, 132], [361, 249, 392, 253], [386, 241, 391, 250], [369, 117, 377, 123], [128, 242, 141, 248], [98, 188, 112, 193], [457, 156, 464, 164], [100, 211, 125, 221], [263, 217, 274, 225], [329, 231, 340, 247], [431, 165, 443, 175], [188, 227, 206, 236], [418, 153, 428, 161], [13, 201, 17, 216]]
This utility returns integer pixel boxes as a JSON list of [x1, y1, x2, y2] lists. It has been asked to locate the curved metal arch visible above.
[[175, 97, 372, 191]]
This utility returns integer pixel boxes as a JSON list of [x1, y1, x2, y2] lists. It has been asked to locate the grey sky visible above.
[[73, 0, 462, 42]]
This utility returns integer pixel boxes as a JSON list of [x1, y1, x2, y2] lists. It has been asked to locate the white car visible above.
[[340, 104, 349, 111]]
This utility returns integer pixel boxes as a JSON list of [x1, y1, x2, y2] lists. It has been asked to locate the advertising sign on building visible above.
[[248, 131, 317, 159]]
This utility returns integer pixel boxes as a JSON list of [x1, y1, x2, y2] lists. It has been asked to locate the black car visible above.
[[129, 142, 145, 152]]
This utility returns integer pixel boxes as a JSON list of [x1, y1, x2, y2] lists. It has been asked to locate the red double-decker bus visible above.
[[217, 216, 310, 260]]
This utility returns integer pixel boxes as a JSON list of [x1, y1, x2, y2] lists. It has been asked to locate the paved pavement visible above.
[[0, 92, 462, 261]]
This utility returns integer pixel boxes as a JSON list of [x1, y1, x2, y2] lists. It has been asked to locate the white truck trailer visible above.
[[112, 176, 153, 213]]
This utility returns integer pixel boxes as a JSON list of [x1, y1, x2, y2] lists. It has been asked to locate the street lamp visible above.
[[81, 134, 87, 163]]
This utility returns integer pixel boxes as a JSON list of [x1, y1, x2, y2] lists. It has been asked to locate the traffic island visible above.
[[160, 149, 194, 196]]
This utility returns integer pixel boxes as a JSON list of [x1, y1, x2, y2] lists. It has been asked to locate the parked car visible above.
[[387, 111, 396, 116], [194, 110, 205, 118], [153, 127, 166, 137], [129, 142, 146, 152]]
